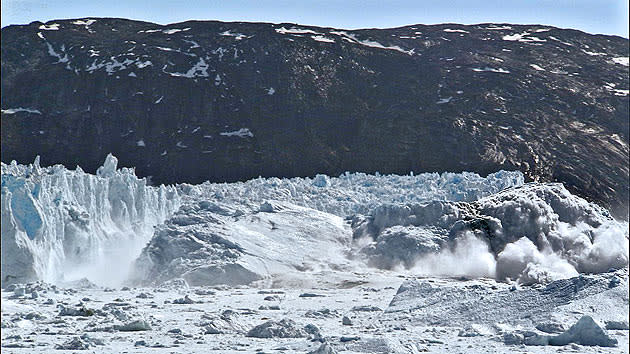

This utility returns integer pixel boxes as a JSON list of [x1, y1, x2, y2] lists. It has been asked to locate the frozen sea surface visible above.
[[0, 270, 627, 353]]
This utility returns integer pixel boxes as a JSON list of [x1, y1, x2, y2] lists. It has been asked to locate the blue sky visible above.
[[2, 0, 629, 37]]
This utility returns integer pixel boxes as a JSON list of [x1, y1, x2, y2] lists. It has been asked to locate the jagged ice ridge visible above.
[[1, 155, 179, 286]]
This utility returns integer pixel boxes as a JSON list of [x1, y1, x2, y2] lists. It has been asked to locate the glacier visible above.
[[128, 167, 527, 287], [1, 155, 628, 289], [1, 155, 179, 287]]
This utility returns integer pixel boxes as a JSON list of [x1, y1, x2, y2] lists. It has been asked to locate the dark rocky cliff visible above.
[[1, 18, 628, 217]]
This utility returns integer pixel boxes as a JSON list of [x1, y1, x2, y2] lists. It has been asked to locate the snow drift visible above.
[[1, 155, 179, 286]]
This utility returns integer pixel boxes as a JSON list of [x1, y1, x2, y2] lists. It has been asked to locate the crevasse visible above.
[[1, 154, 180, 286]]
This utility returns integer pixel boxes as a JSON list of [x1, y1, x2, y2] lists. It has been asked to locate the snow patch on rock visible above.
[[219, 128, 254, 138], [1, 108, 42, 115], [611, 57, 629, 66]]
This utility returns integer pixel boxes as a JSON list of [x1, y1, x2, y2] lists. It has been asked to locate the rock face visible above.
[[1, 19, 628, 217]]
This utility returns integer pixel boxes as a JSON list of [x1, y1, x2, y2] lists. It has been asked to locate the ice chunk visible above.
[[180, 264, 262, 286], [55, 337, 91, 350], [116, 320, 152, 331], [308, 343, 337, 354], [535, 322, 566, 333], [549, 316, 617, 347], [605, 320, 629, 330], [96, 153, 118, 177], [312, 174, 330, 187], [130, 200, 351, 286], [503, 332, 524, 345], [458, 325, 485, 337], [246, 319, 306, 338], [362, 226, 444, 269], [260, 200, 280, 212]]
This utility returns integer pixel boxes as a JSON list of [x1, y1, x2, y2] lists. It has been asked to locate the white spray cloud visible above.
[[496, 237, 579, 285], [408, 220, 628, 285], [411, 232, 497, 278], [357, 182, 629, 284], [566, 221, 629, 274]]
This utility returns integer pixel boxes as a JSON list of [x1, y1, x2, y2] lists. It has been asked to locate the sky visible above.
[[1, 0, 629, 38]]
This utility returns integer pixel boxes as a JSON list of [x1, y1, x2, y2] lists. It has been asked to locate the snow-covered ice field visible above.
[[1, 155, 628, 353], [1, 269, 628, 353]]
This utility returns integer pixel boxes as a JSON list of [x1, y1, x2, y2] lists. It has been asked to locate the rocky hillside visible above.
[[1, 18, 628, 217]]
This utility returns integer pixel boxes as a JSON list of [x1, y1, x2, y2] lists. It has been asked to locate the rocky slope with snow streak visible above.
[[1, 154, 179, 287], [1, 19, 628, 218]]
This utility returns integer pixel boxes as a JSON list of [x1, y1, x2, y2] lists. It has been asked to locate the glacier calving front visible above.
[[1, 155, 179, 286], [1, 155, 628, 287]]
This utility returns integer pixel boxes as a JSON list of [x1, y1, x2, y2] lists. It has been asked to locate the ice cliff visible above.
[[1, 155, 179, 286]]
